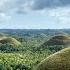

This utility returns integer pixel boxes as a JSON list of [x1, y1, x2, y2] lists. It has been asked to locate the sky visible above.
[[0, 0, 70, 29]]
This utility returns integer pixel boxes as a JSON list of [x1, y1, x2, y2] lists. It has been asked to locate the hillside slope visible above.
[[36, 47, 70, 70], [43, 35, 70, 46], [0, 37, 21, 47], [0, 37, 22, 52]]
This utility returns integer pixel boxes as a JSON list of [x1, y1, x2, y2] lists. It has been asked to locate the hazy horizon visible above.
[[0, 28, 70, 30]]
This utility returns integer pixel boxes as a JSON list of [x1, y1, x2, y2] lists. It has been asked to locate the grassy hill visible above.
[[36, 35, 70, 52], [0, 33, 5, 38], [0, 33, 21, 47], [0, 37, 22, 52], [43, 35, 70, 46], [0, 37, 21, 47], [36, 47, 70, 70]]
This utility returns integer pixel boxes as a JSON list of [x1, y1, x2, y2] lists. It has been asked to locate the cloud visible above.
[[0, 0, 70, 14], [0, 0, 33, 22], [0, 0, 70, 22], [0, 0, 16, 13], [32, 0, 70, 10], [35, 7, 70, 28], [0, 0, 33, 15], [0, 13, 11, 22]]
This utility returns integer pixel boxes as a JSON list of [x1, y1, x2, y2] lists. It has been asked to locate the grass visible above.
[[0, 37, 21, 47], [43, 35, 70, 46], [36, 47, 70, 70]]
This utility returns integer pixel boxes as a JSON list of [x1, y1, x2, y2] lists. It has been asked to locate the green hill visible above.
[[0, 37, 21, 47], [0, 37, 22, 52], [36, 47, 70, 70], [37, 35, 70, 52], [0, 33, 6, 39], [42, 35, 70, 46]]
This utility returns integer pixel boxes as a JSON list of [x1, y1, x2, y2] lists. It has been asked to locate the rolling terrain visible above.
[[0, 29, 69, 70]]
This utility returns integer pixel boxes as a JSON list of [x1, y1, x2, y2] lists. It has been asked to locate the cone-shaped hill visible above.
[[36, 47, 70, 70], [43, 35, 70, 46], [0, 33, 5, 38], [0, 37, 21, 47]]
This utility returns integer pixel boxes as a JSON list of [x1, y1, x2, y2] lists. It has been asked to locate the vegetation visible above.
[[0, 29, 69, 70], [0, 53, 31, 70]]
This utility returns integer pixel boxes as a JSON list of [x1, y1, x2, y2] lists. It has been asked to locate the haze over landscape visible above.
[[0, 0, 70, 29]]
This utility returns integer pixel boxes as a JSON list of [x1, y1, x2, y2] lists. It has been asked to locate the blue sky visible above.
[[0, 0, 70, 29]]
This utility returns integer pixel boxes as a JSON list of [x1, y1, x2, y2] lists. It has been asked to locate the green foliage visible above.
[[0, 53, 31, 70], [0, 51, 50, 70], [0, 30, 69, 70], [0, 43, 22, 52]]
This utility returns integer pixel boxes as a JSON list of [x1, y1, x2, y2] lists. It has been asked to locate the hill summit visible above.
[[36, 47, 70, 70], [43, 35, 70, 46], [0, 37, 21, 47]]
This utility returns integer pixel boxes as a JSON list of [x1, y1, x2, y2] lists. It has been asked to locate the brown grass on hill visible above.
[[0, 37, 21, 47], [36, 47, 70, 70], [43, 35, 70, 46]]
